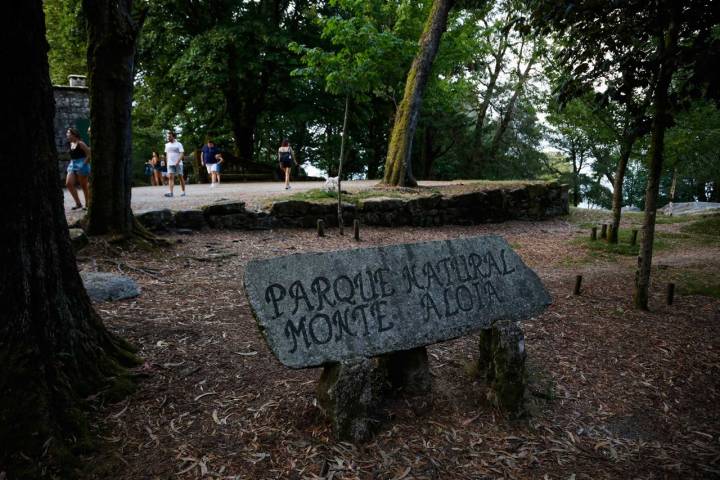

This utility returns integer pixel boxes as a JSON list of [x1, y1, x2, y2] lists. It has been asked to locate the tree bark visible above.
[[84, 0, 144, 236], [608, 138, 635, 243], [634, 10, 679, 310], [382, 0, 455, 187], [486, 51, 537, 163], [470, 34, 509, 175], [337, 95, 350, 235], [1, 2, 138, 474]]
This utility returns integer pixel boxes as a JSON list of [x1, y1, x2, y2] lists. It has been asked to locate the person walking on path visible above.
[[278, 139, 297, 190], [201, 138, 222, 187], [65, 127, 91, 209], [164, 131, 186, 197]]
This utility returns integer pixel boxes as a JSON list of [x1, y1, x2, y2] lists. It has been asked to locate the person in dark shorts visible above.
[[150, 151, 162, 186], [65, 127, 91, 209], [278, 138, 297, 190]]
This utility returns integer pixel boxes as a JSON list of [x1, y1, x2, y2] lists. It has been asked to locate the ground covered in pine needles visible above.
[[76, 211, 720, 479]]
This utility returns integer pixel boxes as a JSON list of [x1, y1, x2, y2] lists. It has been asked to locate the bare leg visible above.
[[78, 175, 90, 207], [168, 172, 175, 195], [179, 171, 186, 192], [155, 171, 162, 186], [66, 172, 82, 207], [284, 167, 291, 188]]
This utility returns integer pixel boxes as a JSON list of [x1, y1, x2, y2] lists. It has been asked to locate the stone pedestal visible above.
[[317, 358, 388, 442], [478, 320, 527, 416], [378, 346, 432, 395]]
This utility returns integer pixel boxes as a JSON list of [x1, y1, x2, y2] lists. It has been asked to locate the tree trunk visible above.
[[470, 37, 508, 175], [609, 138, 635, 243], [337, 95, 350, 235], [382, 0, 455, 187], [486, 52, 537, 163], [1, 2, 138, 474], [634, 12, 679, 310], [84, 0, 143, 236], [571, 149, 580, 207]]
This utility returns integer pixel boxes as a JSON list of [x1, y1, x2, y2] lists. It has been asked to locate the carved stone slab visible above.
[[244, 236, 550, 368]]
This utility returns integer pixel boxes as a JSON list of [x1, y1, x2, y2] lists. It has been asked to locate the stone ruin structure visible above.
[[53, 75, 90, 179]]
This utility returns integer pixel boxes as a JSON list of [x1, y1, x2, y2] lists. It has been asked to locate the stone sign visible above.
[[244, 236, 550, 368]]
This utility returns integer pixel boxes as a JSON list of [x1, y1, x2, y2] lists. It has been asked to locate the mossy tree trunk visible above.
[[84, 0, 144, 236], [383, 0, 455, 187], [634, 10, 679, 310], [0, 2, 139, 475]]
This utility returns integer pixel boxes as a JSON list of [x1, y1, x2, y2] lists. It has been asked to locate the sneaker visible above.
[[285, 185, 291, 190], [71, 205, 83, 210], [210, 183, 216, 188], [164, 192, 173, 197], [181, 192, 186, 197]]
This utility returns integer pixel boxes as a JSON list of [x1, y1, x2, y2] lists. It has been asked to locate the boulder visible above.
[[69, 228, 88, 252], [81, 272, 140, 302]]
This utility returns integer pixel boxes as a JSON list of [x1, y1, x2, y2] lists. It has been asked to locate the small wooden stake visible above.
[[353, 219, 360, 241], [600, 224, 608, 239], [317, 219, 325, 237], [666, 283, 675, 305], [573, 275, 583, 295], [590, 226, 597, 241], [630, 229, 638, 246]]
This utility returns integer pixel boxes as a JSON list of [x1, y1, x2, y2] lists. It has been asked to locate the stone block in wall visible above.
[[271, 200, 311, 216], [136, 209, 174, 231], [207, 212, 273, 230], [174, 209, 206, 230], [359, 197, 406, 212], [202, 200, 247, 216]]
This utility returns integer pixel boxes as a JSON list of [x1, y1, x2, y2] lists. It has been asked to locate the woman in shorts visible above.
[[150, 151, 162, 186], [65, 127, 91, 210], [278, 138, 297, 190]]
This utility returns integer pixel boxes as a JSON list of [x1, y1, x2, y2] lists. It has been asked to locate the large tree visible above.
[[0, 2, 138, 475], [84, 0, 145, 236], [383, 0, 456, 186]]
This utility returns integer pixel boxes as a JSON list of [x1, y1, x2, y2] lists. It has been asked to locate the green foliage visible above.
[[43, 0, 86, 84]]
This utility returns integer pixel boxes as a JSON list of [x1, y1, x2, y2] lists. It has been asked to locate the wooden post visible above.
[[607, 224, 614, 242], [353, 219, 360, 241], [600, 224, 608, 239], [317, 219, 325, 237], [666, 283, 675, 305], [630, 229, 638, 246], [573, 275, 582, 295], [590, 226, 597, 241]]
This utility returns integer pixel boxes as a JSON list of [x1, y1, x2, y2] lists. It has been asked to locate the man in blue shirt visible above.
[[201, 138, 222, 187]]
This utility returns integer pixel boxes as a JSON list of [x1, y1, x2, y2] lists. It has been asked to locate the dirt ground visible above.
[[75, 215, 720, 479]]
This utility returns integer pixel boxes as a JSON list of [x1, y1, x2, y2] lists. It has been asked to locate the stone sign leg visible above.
[[477, 320, 527, 416], [317, 358, 388, 442], [378, 346, 432, 396]]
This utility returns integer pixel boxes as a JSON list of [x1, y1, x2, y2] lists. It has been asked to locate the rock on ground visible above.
[[81, 272, 140, 302]]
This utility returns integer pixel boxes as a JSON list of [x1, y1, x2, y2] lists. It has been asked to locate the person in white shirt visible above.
[[164, 131, 186, 197]]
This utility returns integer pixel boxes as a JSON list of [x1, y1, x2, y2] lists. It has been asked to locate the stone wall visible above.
[[53, 83, 90, 178], [136, 183, 569, 232]]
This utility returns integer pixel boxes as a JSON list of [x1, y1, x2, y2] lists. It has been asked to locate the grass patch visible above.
[[667, 268, 720, 300], [680, 214, 720, 236], [565, 207, 698, 227], [573, 228, 671, 257]]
